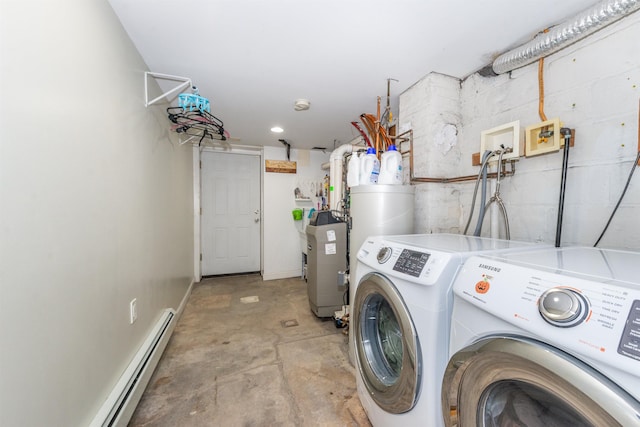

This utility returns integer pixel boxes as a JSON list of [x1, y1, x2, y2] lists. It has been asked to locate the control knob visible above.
[[538, 287, 589, 327], [377, 246, 392, 264]]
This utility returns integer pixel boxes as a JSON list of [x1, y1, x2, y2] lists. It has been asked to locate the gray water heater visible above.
[[306, 212, 347, 317]]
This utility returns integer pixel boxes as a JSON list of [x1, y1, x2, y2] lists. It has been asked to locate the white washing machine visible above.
[[352, 233, 546, 427], [442, 246, 640, 426]]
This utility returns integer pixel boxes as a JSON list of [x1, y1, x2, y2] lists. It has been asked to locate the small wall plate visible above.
[[480, 120, 521, 163], [525, 118, 561, 157]]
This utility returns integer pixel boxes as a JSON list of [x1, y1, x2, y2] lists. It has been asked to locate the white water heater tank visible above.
[[348, 184, 414, 364]]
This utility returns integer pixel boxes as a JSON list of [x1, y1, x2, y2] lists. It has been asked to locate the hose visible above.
[[492, 0, 640, 74], [555, 129, 572, 247], [473, 151, 493, 236], [593, 98, 640, 246], [593, 150, 640, 247], [360, 113, 394, 153], [463, 150, 497, 234], [480, 150, 511, 240], [350, 121, 372, 147]]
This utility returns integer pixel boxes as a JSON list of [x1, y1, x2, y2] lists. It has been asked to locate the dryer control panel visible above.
[[392, 249, 431, 277], [357, 237, 456, 286], [356, 234, 544, 287]]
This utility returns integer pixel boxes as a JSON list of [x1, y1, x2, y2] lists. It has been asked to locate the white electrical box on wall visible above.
[[480, 120, 521, 163]]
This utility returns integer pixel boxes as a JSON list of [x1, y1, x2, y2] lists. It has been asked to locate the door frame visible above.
[[193, 145, 263, 281]]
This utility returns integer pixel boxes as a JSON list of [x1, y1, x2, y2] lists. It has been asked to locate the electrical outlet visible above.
[[525, 118, 561, 157], [480, 120, 521, 163], [129, 298, 137, 324]]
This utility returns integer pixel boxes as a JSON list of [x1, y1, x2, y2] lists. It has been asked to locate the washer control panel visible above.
[[453, 255, 640, 372], [619, 300, 640, 361]]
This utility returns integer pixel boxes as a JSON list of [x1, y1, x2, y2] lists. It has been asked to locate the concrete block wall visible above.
[[400, 12, 640, 249], [399, 73, 464, 234]]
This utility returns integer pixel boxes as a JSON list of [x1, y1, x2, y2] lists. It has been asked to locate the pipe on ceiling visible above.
[[492, 0, 640, 74]]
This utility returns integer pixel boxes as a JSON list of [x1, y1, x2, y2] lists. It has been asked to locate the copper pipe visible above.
[[410, 171, 515, 184], [361, 112, 393, 157], [397, 129, 516, 184], [376, 97, 381, 155], [538, 57, 548, 122]]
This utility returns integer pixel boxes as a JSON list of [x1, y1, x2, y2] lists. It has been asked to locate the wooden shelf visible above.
[[265, 160, 297, 174]]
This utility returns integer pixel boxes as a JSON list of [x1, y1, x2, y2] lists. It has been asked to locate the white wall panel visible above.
[[262, 146, 330, 280], [0, 1, 193, 425]]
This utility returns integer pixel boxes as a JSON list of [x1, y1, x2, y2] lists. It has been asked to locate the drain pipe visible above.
[[555, 128, 573, 247], [328, 138, 364, 212], [493, 0, 640, 74]]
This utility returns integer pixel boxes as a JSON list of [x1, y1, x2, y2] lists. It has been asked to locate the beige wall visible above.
[[262, 146, 330, 280], [0, 1, 194, 425]]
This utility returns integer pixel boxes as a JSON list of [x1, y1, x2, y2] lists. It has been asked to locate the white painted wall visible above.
[[262, 147, 330, 280], [0, 1, 193, 425], [400, 13, 640, 250]]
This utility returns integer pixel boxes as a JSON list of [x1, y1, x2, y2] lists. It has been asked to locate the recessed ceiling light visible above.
[[271, 126, 284, 133]]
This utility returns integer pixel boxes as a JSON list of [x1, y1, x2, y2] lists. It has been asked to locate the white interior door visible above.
[[201, 151, 261, 276]]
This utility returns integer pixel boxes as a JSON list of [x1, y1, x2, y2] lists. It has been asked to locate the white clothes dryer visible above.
[[442, 246, 640, 426], [352, 234, 545, 427]]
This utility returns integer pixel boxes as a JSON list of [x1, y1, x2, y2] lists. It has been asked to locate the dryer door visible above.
[[353, 272, 421, 414], [441, 336, 640, 427]]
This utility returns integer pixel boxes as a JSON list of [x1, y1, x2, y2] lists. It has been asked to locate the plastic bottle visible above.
[[359, 147, 380, 185], [378, 145, 403, 185], [346, 152, 360, 188]]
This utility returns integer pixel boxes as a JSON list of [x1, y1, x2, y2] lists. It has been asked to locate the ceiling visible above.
[[109, 0, 595, 151]]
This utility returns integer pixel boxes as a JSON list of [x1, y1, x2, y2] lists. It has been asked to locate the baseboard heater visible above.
[[90, 309, 176, 427]]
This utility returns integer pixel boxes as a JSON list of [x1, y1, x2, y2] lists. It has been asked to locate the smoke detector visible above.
[[294, 99, 310, 111]]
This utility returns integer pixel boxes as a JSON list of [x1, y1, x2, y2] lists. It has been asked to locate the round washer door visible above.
[[353, 272, 421, 414], [441, 336, 640, 427]]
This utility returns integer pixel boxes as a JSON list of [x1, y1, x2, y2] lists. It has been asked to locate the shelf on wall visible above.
[[265, 160, 297, 174], [144, 72, 193, 107]]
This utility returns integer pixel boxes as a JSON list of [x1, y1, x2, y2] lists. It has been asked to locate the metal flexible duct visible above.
[[492, 0, 640, 74]]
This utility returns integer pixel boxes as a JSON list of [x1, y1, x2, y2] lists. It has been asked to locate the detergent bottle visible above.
[[346, 152, 360, 188], [378, 145, 403, 185], [359, 147, 380, 185]]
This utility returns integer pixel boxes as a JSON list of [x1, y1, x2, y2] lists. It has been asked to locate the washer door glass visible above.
[[363, 294, 403, 385], [441, 337, 640, 427], [354, 272, 420, 414], [481, 380, 592, 426]]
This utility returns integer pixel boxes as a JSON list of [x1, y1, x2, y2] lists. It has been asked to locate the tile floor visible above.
[[129, 273, 371, 426]]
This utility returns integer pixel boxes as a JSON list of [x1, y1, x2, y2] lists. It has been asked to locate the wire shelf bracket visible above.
[[145, 72, 193, 107]]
